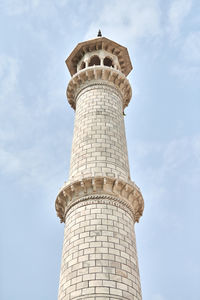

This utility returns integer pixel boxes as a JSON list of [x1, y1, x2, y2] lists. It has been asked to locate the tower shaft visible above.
[[69, 83, 130, 182], [56, 37, 144, 300]]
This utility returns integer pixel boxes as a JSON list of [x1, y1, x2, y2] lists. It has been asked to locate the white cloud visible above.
[[167, 0, 193, 40], [0, 54, 30, 135], [172, 30, 200, 80], [163, 137, 191, 170], [0, 0, 70, 16], [131, 135, 200, 190], [131, 135, 200, 233], [0, 52, 72, 191], [172, 63, 200, 80], [152, 294, 166, 300], [181, 31, 200, 63], [165, 1, 200, 81], [0, 148, 21, 174], [0, 54, 19, 99], [168, 0, 192, 39], [0, 0, 33, 15], [193, 135, 200, 160], [85, 0, 162, 45]]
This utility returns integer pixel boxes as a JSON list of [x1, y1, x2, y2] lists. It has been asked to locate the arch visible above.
[[80, 61, 86, 70], [103, 57, 114, 67], [89, 55, 100, 66]]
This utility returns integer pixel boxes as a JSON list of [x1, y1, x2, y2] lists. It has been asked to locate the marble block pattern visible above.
[[56, 36, 144, 300]]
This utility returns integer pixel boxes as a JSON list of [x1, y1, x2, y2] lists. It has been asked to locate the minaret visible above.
[[55, 34, 144, 300]]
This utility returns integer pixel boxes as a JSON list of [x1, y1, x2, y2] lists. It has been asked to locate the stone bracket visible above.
[[55, 176, 144, 224], [67, 66, 132, 110]]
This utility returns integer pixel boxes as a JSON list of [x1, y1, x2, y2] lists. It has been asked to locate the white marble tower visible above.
[[55, 33, 144, 300]]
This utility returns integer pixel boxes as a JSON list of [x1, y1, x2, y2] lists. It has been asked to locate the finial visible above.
[[97, 29, 102, 37]]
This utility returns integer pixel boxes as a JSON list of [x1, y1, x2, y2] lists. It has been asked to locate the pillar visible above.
[[55, 35, 144, 300]]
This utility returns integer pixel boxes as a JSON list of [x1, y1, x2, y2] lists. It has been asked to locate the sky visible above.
[[0, 0, 200, 299]]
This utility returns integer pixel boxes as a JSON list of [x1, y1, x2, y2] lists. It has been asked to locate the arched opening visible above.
[[80, 61, 86, 70], [103, 57, 114, 67], [89, 55, 100, 66]]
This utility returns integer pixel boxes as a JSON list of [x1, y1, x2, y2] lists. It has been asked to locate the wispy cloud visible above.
[[172, 30, 200, 80], [167, 0, 193, 40], [152, 294, 166, 300], [0, 0, 70, 17], [85, 0, 162, 45], [84, 0, 199, 81], [0, 54, 19, 99], [0, 0, 40, 15], [181, 31, 200, 64], [0, 148, 20, 174], [0, 52, 72, 191], [131, 135, 200, 194]]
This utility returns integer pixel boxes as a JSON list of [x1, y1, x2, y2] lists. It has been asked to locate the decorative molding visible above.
[[75, 81, 122, 107], [65, 195, 135, 221], [72, 293, 127, 300], [65, 36, 132, 76], [55, 176, 144, 224], [67, 66, 132, 110]]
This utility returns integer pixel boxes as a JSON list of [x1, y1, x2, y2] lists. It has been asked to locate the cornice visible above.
[[65, 36, 132, 76], [55, 176, 144, 224], [67, 66, 132, 110]]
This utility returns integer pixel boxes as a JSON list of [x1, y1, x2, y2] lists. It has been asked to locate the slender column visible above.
[[56, 67, 144, 300], [56, 36, 144, 300], [69, 82, 130, 182]]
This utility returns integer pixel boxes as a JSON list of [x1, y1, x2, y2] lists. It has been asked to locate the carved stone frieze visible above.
[[67, 66, 132, 110], [55, 176, 144, 224]]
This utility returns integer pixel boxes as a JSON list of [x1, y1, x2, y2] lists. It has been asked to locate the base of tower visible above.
[[57, 196, 142, 300]]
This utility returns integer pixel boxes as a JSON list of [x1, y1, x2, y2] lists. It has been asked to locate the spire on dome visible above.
[[97, 29, 102, 37]]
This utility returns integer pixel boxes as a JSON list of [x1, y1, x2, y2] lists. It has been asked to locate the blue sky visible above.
[[0, 0, 200, 299]]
